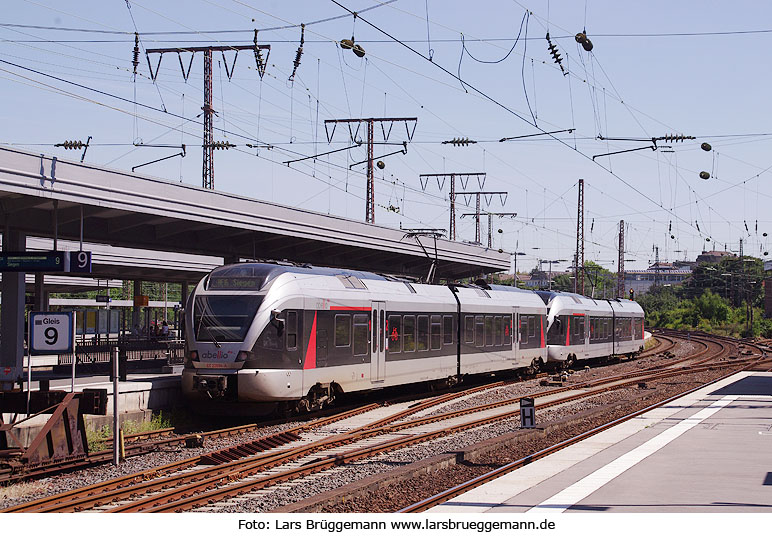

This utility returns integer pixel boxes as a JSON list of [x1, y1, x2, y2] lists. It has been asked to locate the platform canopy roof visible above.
[[0, 146, 508, 280]]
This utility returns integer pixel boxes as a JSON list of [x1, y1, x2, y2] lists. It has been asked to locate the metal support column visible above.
[[617, 220, 625, 298], [132, 280, 143, 332], [202, 48, 214, 190], [34, 273, 46, 311], [1, 228, 27, 390], [576, 178, 585, 295]]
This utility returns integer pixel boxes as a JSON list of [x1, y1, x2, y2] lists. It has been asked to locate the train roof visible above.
[[534, 290, 642, 309], [204, 262, 388, 291]]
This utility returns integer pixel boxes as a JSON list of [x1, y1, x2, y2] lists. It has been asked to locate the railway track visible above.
[[396, 331, 769, 513], [5, 330, 762, 513]]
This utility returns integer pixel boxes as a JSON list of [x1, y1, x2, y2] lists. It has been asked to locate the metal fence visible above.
[[58, 338, 185, 366]]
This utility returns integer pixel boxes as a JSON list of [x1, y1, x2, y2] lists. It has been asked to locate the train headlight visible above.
[[185, 350, 198, 368], [236, 351, 249, 362]]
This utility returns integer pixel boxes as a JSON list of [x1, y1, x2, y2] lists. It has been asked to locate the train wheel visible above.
[[526, 357, 543, 376]]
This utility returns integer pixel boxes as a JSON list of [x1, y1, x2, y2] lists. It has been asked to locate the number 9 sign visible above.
[[30, 312, 73, 354], [69, 251, 92, 273]]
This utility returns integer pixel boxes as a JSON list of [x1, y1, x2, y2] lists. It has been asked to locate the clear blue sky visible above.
[[3, 1, 771, 273]]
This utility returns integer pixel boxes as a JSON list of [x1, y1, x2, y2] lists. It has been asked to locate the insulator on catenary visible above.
[[210, 141, 234, 150], [658, 133, 695, 143], [546, 33, 566, 74], [132, 33, 140, 75], [56, 140, 87, 149], [289, 24, 305, 82], [442, 137, 477, 146]]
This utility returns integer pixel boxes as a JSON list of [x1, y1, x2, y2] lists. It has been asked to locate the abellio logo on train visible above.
[[201, 350, 235, 360]]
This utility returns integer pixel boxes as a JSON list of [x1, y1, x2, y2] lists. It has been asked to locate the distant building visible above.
[[624, 264, 692, 296], [522, 270, 550, 289], [696, 250, 735, 264]]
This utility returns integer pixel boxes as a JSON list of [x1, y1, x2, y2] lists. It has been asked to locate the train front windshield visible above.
[[194, 296, 263, 342]]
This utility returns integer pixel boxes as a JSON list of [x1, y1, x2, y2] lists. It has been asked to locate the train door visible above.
[[370, 301, 386, 383], [512, 307, 519, 361]]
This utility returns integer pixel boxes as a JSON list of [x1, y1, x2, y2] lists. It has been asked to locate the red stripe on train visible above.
[[303, 312, 317, 370], [330, 306, 371, 311]]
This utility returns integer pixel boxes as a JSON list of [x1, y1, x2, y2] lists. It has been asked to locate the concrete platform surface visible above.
[[430, 371, 772, 513]]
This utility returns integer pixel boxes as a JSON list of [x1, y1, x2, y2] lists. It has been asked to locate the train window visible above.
[[286, 311, 298, 350], [403, 316, 416, 352], [504, 314, 512, 344], [417, 315, 429, 351], [353, 314, 369, 356], [484, 316, 494, 346], [372, 310, 378, 353], [430, 315, 442, 350], [475, 315, 485, 348], [380, 311, 385, 352], [334, 315, 351, 347], [465, 316, 474, 344], [494, 316, 502, 346], [443, 315, 453, 345], [522, 316, 528, 341], [528, 316, 536, 339], [547, 316, 565, 345], [388, 315, 401, 353]]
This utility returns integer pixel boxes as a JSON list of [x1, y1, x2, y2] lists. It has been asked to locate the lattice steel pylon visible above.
[[418, 172, 486, 241], [202, 49, 214, 190], [576, 179, 585, 295], [617, 219, 625, 298], [324, 117, 417, 224], [144, 37, 271, 190], [458, 191, 507, 244]]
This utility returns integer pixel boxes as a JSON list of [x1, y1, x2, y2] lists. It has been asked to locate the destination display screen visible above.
[[207, 264, 276, 290], [0, 251, 65, 272], [208, 276, 264, 290]]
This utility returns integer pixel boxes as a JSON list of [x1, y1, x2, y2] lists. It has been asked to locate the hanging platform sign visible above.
[[0, 251, 66, 272], [0, 251, 91, 273]]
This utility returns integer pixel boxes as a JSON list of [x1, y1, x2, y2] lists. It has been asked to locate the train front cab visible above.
[[545, 294, 616, 365]]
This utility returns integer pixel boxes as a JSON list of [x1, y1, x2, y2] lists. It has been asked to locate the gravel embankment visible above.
[[0, 337, 737, 512]]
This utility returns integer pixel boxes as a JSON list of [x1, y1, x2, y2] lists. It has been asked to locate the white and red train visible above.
[[182, 263, 644, 413]]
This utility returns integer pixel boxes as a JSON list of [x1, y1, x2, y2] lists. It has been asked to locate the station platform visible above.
[[1, 372, 182, 444], [430, 371, 772, 513]]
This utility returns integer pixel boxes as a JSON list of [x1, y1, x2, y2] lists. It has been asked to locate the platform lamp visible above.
[[512, 251, 526, 287]]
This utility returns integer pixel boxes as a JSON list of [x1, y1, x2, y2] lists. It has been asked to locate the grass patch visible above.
[[86, 411, 174, 452], [0, 480, 49, 502]]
